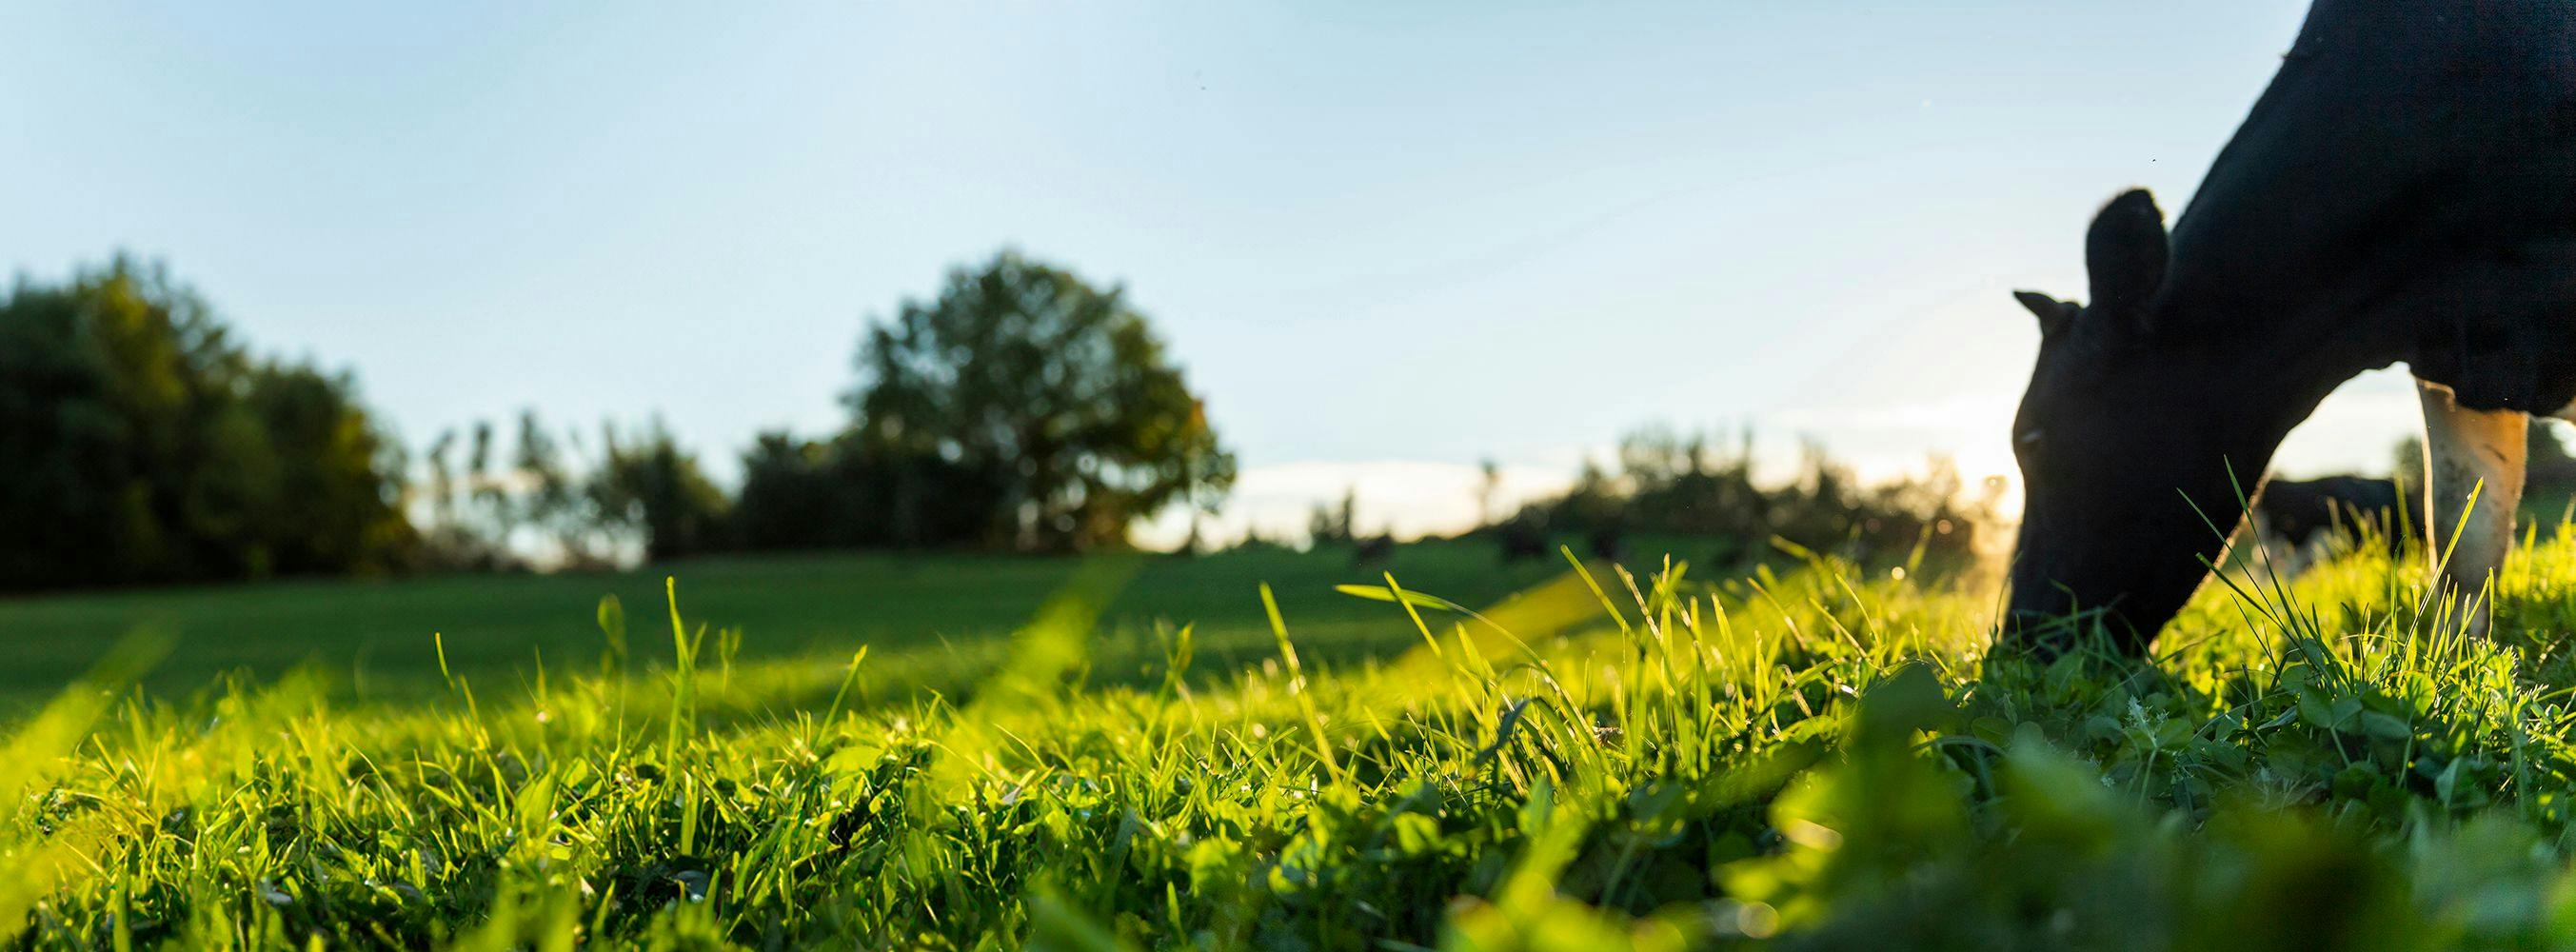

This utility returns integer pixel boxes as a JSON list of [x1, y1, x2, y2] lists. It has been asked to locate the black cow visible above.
[[1496, 518, 1549, 564], [1586, 526, 1626, 565], [2007, 1, 2576, 654], [2249, 475, 2416, 575], [1353, 534, 1397, 568]]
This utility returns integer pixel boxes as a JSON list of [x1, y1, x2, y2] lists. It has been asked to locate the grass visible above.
[[0, 542, 1564, 709], [10, 531, 2576, 948]]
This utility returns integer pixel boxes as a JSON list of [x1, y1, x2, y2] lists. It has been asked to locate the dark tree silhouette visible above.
[[847, 251, 1236, 551]]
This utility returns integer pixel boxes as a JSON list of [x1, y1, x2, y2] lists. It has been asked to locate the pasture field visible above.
[[0, 542, 1567, 709], [10, 534, 2576, 948]]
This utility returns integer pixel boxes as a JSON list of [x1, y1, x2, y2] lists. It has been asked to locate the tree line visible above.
[[1496, 426, 2002, 570], [0, 259, 412, 588], [0, 252, 1235, 589], [1292, 427, 2002, 573]]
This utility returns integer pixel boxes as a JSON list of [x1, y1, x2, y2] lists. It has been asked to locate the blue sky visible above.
[[6, 2, 2420, 539]]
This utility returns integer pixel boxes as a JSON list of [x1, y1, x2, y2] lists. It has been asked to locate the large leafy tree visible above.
[[849, 251, 1235, 551], [0, 258, 413, 588]]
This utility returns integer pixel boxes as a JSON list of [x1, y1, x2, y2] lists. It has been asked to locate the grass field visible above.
[[11, 533, 2576, 947], [0, 542, 1568, 709]]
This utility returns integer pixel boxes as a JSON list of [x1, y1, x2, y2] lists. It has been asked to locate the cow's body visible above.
[[2174, 0, 2576, 415], [2005, 1, 2576, 651]]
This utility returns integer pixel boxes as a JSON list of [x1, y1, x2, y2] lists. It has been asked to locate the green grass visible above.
[[11, 534, 2576, 948], [0, 542, 1562, 708]]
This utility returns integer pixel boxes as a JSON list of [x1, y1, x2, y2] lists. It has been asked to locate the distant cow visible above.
[[1496, 518, 1549, 564], [1586, 526, 1625, 565], [2249, 475, 2415, 575], [2005, 1, 2576, 653], [1353, 535, 1396, 568]]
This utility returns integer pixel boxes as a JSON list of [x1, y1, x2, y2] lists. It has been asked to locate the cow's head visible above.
[[2003, 189, 2275, 655]]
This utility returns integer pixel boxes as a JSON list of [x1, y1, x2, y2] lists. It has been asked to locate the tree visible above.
[[1497, 426, 1988, 570], [1477, 458, 1502, 528], [1309, 486, 1358, 548], [511, 410, 619, 569], [847, 251, 1236, 551], [732, 431, 842, 551], [239, 362, 414, 576], [590, 419, 729, 563], [417, 427, 503, 569], [0, 258, 412, 587]]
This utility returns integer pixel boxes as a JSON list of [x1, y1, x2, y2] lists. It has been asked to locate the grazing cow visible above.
[[1353, 534, 1397, 568], [1496, 518, 1550, 564], [1586, 526, 1626, 565], [2006, 1, 2576, 654], [2248, 475, 2415, 575]]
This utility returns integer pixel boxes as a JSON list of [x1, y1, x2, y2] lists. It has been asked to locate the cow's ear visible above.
[[2013, 289, 2078, 339], [2085, 188, 2170, 330]]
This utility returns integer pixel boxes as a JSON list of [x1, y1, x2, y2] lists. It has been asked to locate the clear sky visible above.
[[7, 2, 2425, 541]]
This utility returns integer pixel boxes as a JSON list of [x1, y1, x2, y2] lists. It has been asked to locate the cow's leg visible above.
[[2418, 378, 2527, 637]]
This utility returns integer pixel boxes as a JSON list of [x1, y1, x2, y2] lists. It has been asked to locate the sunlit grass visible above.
[[10, 533, 2576, 947]]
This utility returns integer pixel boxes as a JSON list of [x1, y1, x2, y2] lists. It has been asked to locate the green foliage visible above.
[[414, 422, 522, 572], [0, 258, 412, 588], [726, 429, 1000, 552], [417, 252, 1236, 563], [728, 431, 842, 551], [845, 250, 1236, 552], [409, 412, 732, 568], [590, 419, 730, 563], [1307, 486, 1361, 547], [1502, 426, 1999, 571], [3, 250, 1238, 585]]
